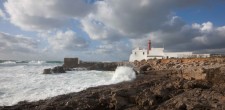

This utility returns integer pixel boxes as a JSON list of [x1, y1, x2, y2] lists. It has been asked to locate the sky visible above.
[[0, 0, 225, 61]]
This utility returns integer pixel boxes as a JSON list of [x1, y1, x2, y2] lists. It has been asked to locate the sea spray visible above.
[[1, 61, 16, 64], [0, 65, 136, 106], [28, 60, 46, 65], [111, 66, 136, 83]]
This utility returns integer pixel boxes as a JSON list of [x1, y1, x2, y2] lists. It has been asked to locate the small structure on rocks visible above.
[[43, 58, 120, 74], [63, 58, 80, 69]]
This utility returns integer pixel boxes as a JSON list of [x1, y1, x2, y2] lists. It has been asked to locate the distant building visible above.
[[63, 58, 80, 68], [210, 54, 225, 57], [129, 40, 210, 62]]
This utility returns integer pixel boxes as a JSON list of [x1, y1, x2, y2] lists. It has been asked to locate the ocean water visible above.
[[0, 61, 136, 106]]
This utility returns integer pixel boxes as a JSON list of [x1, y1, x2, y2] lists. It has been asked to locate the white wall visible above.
[[195, 54, 210, 58], [148, 48, 164, 56], [129, 48, 210, 62], [165, 52, 193, 58], [129, 48, 147, 62], [129, 48, 165, 61]]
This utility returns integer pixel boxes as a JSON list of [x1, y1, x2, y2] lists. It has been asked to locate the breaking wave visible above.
[[28, 60, 46, 65], [0, 60, 63, 65], [111, 66, 136, 83], [0, 61, 16, 64]]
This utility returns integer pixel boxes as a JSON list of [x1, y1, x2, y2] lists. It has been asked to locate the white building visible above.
[[129, 40, 210, 62]]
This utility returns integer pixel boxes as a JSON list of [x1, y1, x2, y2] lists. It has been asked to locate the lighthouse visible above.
[[129, 39, 209, 62], [148, 40, 151, 54]]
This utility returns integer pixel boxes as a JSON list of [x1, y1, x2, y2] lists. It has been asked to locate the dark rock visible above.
[[139, 64, 151, 74], [43, 68, 52, 74], [87, 63, 118, 71], [133, 68, 139, 75], [110, 93, 129, 109], [175, 102, 187, 110], [51, 66, 66, 73], [43, 66, 66, 74]]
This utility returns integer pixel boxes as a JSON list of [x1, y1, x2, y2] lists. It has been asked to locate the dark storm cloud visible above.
[[151, 22, 225, 53], [4, 0, 96, 31]]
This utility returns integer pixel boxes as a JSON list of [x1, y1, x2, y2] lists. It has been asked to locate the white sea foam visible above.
[[28, 60, 46, 65], [111, 66, 136, 83], [1, 61, 16, 64], [0, 64, 135, 106]]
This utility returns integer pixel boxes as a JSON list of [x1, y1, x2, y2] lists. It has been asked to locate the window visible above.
[[143, 52, 145, 55]]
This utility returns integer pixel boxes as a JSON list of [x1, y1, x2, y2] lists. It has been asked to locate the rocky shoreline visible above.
[[1, 58, 225, 110], [43, 58, 121, 74]]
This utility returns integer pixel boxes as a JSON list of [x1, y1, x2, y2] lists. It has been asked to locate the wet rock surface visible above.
[[51, 66, 66, 73], [62, 58, 121, 71], [43, 63, 119, 74], [43, 68, 52, 74], [86, 63, 118, 71], [43, 66, 66, 74], [2, 57, 225, 110]]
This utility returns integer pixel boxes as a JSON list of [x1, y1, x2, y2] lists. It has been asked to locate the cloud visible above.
[[192, 22, 214, 32], [84, 41, 132, 61], [2, 0, 225, 61], [96, 41, 131, 54], [131, 21, 225, 54], [47, 30, 88, 51], [4, 0, 95, 31], [0, 9, 6, 20], [130, 17, 225, 53], [88, 0, 202, 37], [86, 0, 225, 54], [0, 32, 38, 53], [0, 31, 89, 60], [81, 14, 125, 42], [80, 0, 205, 42]]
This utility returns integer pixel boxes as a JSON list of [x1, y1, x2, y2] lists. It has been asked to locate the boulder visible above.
[[132, 68, 139, 75], [139, 64, 151, 74], [87, 63, 117, 71], [181, 67, 206, 80], [43, 68, 52, 74], [52, 66, 66, 73]]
